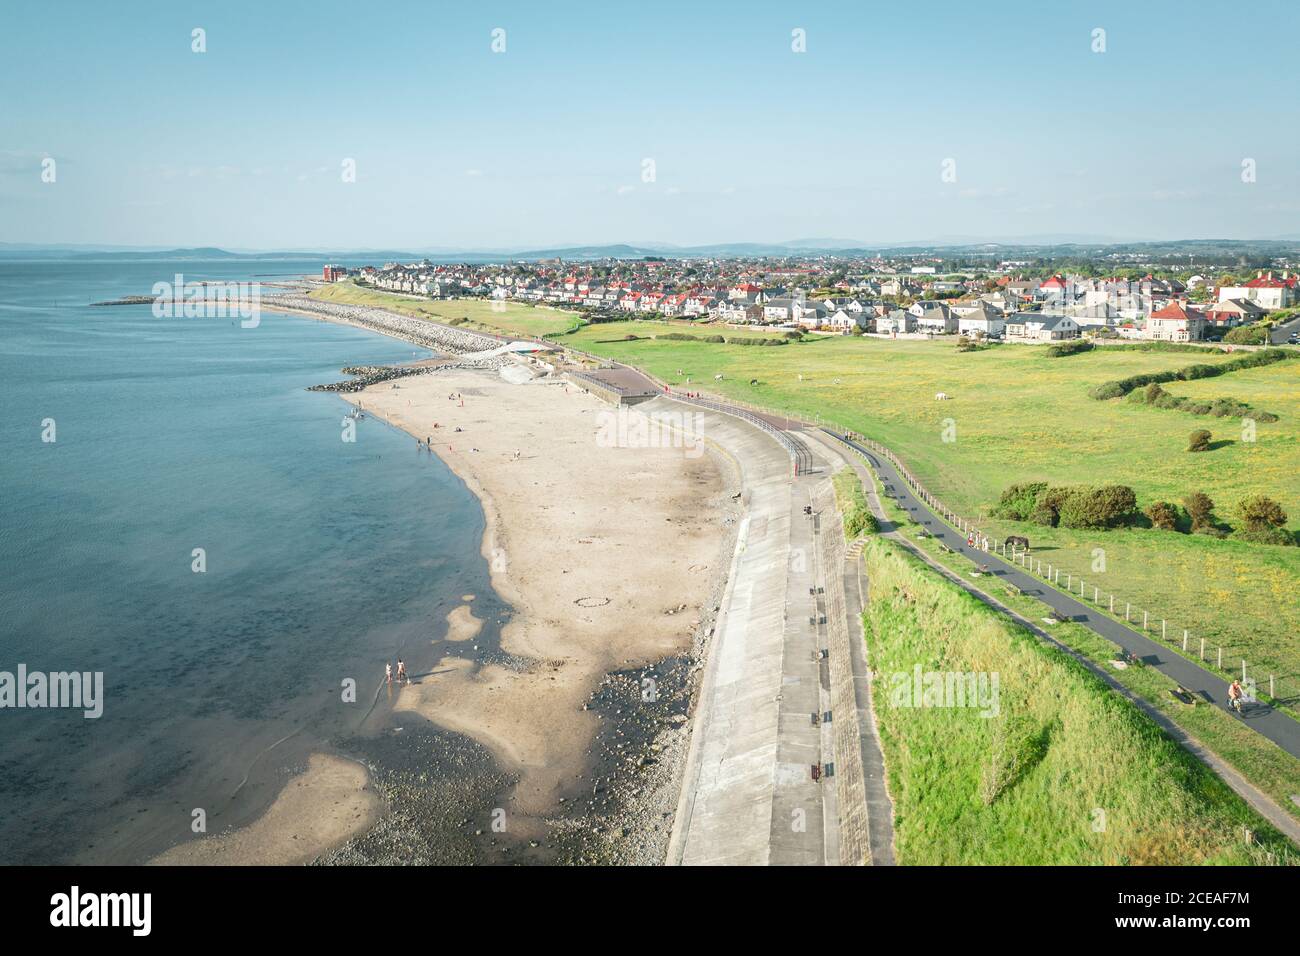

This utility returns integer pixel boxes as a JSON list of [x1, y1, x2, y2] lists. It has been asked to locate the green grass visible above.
[[869, 478, 1300, 830], [565, 326, 1300, 688], [310, 282, 582, 338], [831, 467, 876, 538], [860, 535, 1297, 865]]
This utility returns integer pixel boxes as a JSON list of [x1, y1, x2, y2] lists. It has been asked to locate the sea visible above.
[[0, 259, 499, 864]]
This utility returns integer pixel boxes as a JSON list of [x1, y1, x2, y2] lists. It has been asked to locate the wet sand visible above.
[[150, 754, 380, 866], [353, 367, 725, 822]]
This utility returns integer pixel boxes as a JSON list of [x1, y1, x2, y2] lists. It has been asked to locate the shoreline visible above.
[[181, 296, 739, 863], [340, 366, 732, 848]]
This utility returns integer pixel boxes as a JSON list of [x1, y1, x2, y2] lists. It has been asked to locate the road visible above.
[[1269, 313, 1300, 345]]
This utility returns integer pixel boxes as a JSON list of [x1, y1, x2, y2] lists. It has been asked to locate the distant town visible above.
[[324, 253, 1300, 347]]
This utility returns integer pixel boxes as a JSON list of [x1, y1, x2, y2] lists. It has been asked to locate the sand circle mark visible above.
[[574, 596, 611, 608]]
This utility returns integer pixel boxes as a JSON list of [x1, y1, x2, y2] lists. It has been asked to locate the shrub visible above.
[[1224, 325, 1270, 345], [704, 334, 725, 343], [1000, 483, 1139, 530], [1044, 340, 1094, 358], [1033, 486, 1080, 528], [993, 482, 1047, 521], [845, 504, 879, 538], [1183, 492, 1217, 532], [1058, 485, 1139, 530], [1237, 494, 1288, 532], [1232, 526, 1296, 546], [1188, 429, 1212, 452], [1144, 501, 1182, 531], [1091, 381, 1127, 401], [1031, 500, 1060, 527]]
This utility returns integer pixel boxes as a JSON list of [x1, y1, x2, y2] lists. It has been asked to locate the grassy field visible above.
[[309, 282, 582, 338], [564, 324, 1300, 687], [864, 466, 1300, 828], [860, 535, 1296, 865]]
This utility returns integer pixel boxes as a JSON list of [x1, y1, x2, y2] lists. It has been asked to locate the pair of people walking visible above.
[[385, 659, 408, 685]]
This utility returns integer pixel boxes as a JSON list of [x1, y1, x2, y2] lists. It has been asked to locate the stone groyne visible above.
[[266, 294, 506, 355]]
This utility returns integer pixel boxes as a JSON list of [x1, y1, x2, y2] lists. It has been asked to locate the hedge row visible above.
[[655, 332, 791, 346], [1089, 348, 1295, 400], [1043, 340, 1095, 358], [992, 482, 1138, 530], [1129, 382, 1279, 422], [995, 483, 1294, 545]]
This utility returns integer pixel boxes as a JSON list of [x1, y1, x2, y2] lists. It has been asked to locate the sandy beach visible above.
[[352, 365, 728, 825], [143, 301, 733, 864]]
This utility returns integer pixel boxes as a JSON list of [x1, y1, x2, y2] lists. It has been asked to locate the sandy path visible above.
[[355, 366, 725, 817]]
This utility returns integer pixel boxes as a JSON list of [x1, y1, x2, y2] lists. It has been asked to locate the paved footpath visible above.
[[825, 431, 1300, 764]]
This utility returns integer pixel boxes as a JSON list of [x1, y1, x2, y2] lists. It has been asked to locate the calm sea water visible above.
[[0, 260, 492, 863]]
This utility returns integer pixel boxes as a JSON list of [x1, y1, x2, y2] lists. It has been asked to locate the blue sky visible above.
[[2, 0, 1298, 249]]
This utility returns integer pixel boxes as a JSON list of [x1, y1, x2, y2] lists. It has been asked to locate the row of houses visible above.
[[322, 259, 1294, 343]]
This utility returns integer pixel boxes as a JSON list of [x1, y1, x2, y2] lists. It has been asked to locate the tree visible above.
[[1187, 429, 1212, 452], [1183, 491, 1217, 532], [1224, 325, 1269, 345], [1237, 495, 1288, 531]]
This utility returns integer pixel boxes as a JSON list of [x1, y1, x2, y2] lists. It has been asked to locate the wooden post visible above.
[[1125, 602, 1130, 622], [1182, 630, 1188, 652], [1109, 594, 1114, 613], [1242, 660, 1247, 681], [1199, 638, 1205, 660], [1143, 610, 1148, 631], [1094, 586, 1099, 602], [1217, 647, 1222, 670], [1270, 675, 1275, 699]]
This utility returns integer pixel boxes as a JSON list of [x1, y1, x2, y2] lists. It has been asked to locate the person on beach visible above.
[[385, 662, 393, 685], [396, 659, 407, 683]]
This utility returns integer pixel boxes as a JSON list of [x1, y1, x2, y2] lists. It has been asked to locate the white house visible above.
[[1004, 313, 1080, 342]]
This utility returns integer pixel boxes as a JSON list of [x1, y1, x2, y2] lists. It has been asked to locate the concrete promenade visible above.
[[662, 399, 839, 864]]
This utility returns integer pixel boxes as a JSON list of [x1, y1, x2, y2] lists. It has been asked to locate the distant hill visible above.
[[3, 237, 1298, 264]]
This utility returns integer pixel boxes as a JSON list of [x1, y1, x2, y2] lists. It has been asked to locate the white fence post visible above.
[[1182, 630, 1188, 652], [1199, 638, 1205, 660]]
